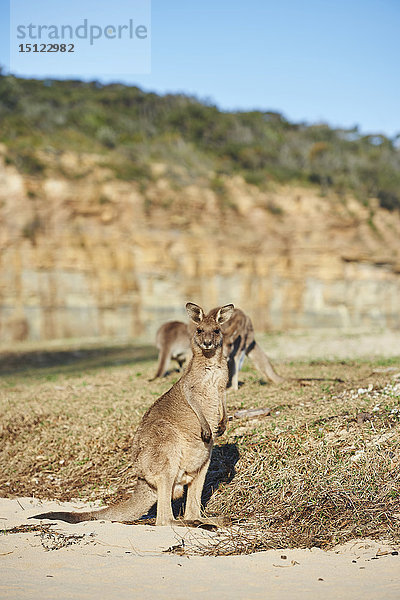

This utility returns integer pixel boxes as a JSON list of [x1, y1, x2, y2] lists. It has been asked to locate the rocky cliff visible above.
[[1, 145, 399, 344]]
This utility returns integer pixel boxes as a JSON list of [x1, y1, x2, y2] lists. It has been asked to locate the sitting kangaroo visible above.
[[31, 303, 234, 527]]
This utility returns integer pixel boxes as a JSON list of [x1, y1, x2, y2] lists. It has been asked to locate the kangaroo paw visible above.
[[201, 426, 213, 444], [216, 418, 227, 437]]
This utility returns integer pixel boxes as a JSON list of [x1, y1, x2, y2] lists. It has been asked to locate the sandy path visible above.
[[262, 329, 400, 361], [1, 498, 399, 600]]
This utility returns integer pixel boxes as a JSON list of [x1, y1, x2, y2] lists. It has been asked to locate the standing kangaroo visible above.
[[153, 308, 284, 389], [31, 303, 234, 527], [220, 308, 285, 390]]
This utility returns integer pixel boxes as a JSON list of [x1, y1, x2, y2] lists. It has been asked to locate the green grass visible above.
[[1, 74, 400, 209]]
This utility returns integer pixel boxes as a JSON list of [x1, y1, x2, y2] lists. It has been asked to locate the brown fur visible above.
[[151, 321, 191, 379], [30, 303, 234, 527], [218, 308, 285, 389], [154, 308, 284, 388]]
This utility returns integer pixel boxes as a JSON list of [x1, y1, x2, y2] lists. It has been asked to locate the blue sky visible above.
[[1, 0, 399, 136]]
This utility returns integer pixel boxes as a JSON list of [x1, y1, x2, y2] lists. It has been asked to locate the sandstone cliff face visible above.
[[1, 147, 399, 343]]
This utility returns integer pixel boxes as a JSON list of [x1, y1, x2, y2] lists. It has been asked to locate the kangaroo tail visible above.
[[29, 510, 97, 524], [30, 479, 157, 524], [247, 341, 285, 384], [152, 346, 171, 379]]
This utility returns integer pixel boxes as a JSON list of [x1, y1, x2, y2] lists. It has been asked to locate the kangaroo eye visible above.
[[197, 328, 203, 334], [214, 328, 220, 334]]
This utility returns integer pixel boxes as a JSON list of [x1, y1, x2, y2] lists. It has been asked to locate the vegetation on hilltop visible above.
[[1, 74, 400, 210]]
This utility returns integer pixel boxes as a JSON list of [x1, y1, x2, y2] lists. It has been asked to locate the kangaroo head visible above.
[[186, 303, 234, 354]]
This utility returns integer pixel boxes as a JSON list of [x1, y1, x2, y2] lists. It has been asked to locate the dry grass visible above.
[[1, 342, 399, 554], [2, 523, 89, 551]]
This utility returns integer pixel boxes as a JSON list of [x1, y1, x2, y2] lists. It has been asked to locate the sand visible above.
[[1, 497, 399, 600]]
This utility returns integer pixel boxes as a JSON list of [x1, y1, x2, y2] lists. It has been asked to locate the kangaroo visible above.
[[153, 308, 284, 389], [151, 320, 191, 379], [31, 303, 234, 527], [219, 308, 285, 390]]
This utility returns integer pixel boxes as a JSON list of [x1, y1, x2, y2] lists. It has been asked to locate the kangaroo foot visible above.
[[176, 519, 217, 531], [182, 515, 231, 529]]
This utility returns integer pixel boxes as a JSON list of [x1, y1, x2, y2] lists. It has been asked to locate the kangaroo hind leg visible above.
[[151, 347, 171, 380], [184, 460, 226, 528], [184, 459, 209, 522], [154, 473, 177, 526]]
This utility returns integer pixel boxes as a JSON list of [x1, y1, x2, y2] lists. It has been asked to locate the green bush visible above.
[[1, 74, 400, 209]]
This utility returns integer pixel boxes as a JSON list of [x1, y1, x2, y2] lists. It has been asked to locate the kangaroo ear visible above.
[[216, 304, 234, 325], [186, 302, 205, 324]]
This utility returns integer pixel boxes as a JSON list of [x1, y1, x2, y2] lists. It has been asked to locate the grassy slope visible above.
[[1, 75, 400, 210], [1, 343, 399, 553]]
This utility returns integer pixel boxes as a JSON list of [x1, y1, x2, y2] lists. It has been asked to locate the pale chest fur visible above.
[[198, 363, 226, 403], [203, 363, 226, 387], [185, 353, 227, 392], [196, 363, 226, 427]]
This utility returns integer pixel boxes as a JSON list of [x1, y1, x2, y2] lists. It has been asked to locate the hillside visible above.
[[0, 75, 400, 343]]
